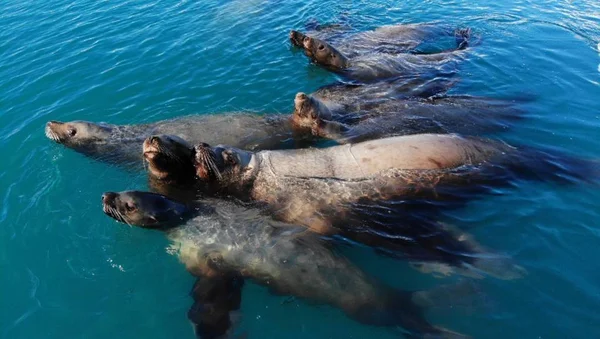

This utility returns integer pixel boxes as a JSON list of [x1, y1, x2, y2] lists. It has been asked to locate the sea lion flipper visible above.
[[426, 326, 472, 339], [188, 275, 245, 339], [438, 223, 528, 280], [411, 279, 488, 312], [411, 77, 459, 99], [454, 28, 471, 50]]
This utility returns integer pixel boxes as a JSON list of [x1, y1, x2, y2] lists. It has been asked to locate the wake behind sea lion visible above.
[[101, 190, 475, 338]]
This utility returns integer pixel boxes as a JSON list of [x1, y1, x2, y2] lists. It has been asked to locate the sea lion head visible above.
[[193, 143, 255, 189], [45, 120, 114, 149], [302, 36, 348, 71], [143, 135, 195, 181], [289, 30, 307, 48], [292, 92, 333, 130], [102, 190, 190, 229]]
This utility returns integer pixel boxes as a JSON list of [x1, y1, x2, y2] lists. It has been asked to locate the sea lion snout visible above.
[[143, 136, 161, 159], [45, 121, 64, 142], [294, 92, 309, 107], [102, 192, 118, 205], [290, 30, 307, 47], [46, 121, 62, 128]]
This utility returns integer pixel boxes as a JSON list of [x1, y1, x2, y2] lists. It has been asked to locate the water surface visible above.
[[1, 0, 600, 338]]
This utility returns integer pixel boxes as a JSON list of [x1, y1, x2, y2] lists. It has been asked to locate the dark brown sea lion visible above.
[[290, 23, 470, 56], [292, 92, 525, 144], [141, 134, 527, 280], [101, 190, 475, 338], [300, 35, 466, 82]]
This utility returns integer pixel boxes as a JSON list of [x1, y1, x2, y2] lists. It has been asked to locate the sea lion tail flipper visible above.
[[411, 279, 487, 311], [188, 275, 245, 339], [454, 28, 471, 50], [425, 327, 472, 339], [408, 76, 459, 99], [438, 223, 528, 280]]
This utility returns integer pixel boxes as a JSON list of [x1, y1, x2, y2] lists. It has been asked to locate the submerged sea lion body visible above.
[[293, 93, 525, 144], [101, 191, 471, 338]]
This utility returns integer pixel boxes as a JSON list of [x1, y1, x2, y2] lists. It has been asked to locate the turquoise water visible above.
[[1, 0, 600, 338]]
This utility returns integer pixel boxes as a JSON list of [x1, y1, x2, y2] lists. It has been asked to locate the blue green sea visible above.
[[1, 0, 600, 338]]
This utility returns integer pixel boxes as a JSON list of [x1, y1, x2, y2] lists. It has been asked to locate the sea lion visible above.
[[292, 92, 525, 144], [101, 190, 474, 338], [44, 113, 302, 170], [188, 134, 599, 276], [291, 24, 471, 82], [44, 78, 454, 169], [290, 23, 470, 56], [299, 35, 467, 82], [141, 134, 527, 280]]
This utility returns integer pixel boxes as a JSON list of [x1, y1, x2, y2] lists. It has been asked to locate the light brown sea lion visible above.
[[140, 134, 528, 280], [101, 190, 476, 338]]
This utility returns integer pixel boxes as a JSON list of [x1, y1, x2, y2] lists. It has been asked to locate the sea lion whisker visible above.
[[199, 148, 222, 180], [156, 144, 186, 165], [45, 129, 60, 142], [115, 207, 131, 226]]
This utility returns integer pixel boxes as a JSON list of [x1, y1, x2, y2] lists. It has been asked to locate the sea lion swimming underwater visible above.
[[141, 134, 535, 280], [101, 190, 478, 339], [290, 23, 471, 82]]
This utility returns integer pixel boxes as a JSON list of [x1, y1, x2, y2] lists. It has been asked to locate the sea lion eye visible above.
[[68, 128, 77, 137], [318, 44, 325, 50], [125, 202, 137, 212]]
